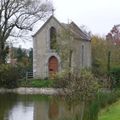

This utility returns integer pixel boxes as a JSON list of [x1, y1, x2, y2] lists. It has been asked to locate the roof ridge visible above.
[[70, 22, 90, 40], [32, 15, 65, 37], [32, 16, 90, 41]]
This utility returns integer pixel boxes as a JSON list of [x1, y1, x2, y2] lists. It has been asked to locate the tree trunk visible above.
[[0, 44, 8, 64], [0, 49, 6, 64]]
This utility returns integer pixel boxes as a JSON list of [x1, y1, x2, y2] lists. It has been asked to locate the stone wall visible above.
[[33, 17, 62, 78], [0, 88, 64, 95]]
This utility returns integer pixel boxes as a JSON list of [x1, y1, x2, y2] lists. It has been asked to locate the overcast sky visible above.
[[53, 0, 120, 35], [16, 0, 120, 48]]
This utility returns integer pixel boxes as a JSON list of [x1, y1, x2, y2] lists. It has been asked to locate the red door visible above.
[[48, 56, 58, 76]]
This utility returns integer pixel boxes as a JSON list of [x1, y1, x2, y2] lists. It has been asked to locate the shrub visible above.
[[0, 64, 20, 88], [109, 67, 120, 88], [55, 69, 99, 101], [16, 63, 29, 79], [53, 71, 69, 88]]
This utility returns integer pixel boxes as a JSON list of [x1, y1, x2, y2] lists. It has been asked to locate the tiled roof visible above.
[[61, 22, 90, 40]]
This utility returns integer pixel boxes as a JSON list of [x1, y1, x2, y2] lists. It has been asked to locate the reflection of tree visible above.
[[48, 98, 59, 120], [0, 94, 18, 120], [81, 101, 98, 120], [0, 94, 99, 120], [62, 98, 99, 120]]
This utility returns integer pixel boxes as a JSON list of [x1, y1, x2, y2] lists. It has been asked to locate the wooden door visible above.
[[48, 56, 58, 76]]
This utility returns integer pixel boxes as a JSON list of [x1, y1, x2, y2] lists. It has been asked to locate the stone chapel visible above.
[[33, 16, 91, 78]]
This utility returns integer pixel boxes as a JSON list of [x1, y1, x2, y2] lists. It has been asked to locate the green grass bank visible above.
[[98, 99, 120, 120], [19, 79, 55, 88]]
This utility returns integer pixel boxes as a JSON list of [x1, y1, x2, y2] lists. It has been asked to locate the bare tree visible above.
[[0, 0, 53, 63]]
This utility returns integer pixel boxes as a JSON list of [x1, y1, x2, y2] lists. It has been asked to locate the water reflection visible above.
[[0, 94, 98, 120], [8, 103, 34, 120]]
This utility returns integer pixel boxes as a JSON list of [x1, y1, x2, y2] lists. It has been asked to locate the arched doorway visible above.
[[48, 56, 58, 76]]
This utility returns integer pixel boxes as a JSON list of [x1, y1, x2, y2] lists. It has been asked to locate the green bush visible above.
[[16, 64, 29, 79], [54, 69, 99, 101], [0, 64, 20, 88], [109, 67, 120, 88]]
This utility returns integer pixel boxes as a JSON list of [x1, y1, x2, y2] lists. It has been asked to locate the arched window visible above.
[[81, 45, 84, 67], [50, 27, 57, 49]]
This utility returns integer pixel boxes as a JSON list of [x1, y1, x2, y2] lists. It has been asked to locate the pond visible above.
[[0, 94, 98, 120]]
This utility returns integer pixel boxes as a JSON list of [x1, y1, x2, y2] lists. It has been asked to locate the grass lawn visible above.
[[20, 79, 55, 88], [98, 99, 120, 120]]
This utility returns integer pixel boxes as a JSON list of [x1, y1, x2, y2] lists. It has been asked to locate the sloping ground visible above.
[[98, 99, 120, 120]]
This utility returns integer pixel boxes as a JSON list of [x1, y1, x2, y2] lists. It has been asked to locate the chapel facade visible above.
[[33, 16, 91, 78]]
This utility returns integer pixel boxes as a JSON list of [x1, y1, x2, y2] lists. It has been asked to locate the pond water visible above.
[[0, 94, 98, 120]]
